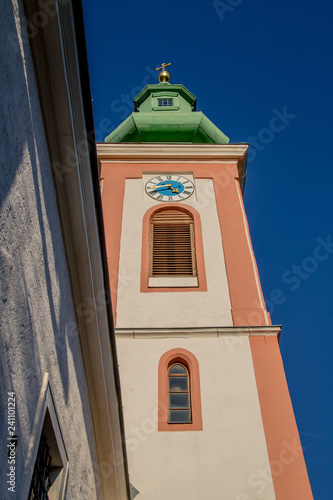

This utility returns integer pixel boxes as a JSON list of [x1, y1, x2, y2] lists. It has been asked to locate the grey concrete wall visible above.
[[0, 2, 98, 498]]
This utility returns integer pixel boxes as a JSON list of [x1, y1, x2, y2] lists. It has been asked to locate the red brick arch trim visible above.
[[158, 348, 203, 431], [141, 203, 207, 292]]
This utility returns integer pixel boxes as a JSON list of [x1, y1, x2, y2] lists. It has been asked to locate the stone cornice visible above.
[[97, 143, 248, 191], [115, 325, 281, 339]]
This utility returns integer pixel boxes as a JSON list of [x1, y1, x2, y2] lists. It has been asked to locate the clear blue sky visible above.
[[82, 0, 333, 497]]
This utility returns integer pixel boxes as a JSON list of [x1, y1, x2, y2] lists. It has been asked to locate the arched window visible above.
[[168, 363, 191, 423], [150, 209, 196, 277], [158, 348, 203, 431], [141, 204, 207, 292]]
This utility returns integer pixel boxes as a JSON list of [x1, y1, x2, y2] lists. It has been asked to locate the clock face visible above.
[[145, 174, 195, 202]]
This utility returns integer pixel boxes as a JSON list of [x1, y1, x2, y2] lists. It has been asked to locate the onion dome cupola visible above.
[[105, 63, 229, 144]]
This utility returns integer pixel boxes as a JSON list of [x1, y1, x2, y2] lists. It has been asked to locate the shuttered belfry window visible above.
[[150, 209, 196, 277]]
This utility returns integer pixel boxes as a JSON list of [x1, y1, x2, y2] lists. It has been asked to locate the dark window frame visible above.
[[157, 98, 174, 107], [168, 363, 192, 424]]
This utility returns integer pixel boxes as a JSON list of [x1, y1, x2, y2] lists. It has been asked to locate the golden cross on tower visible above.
[[156, 62, 171, 83], [156, 62, 171, 72]]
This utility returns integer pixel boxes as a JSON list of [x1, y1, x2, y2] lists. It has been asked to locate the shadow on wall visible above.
[[0, 2, 99, 496]]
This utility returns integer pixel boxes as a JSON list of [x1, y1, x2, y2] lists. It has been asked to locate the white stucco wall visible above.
[[0, 3, 98, 498], [116, 178, 233, 328], [117, 336, 276, 500]]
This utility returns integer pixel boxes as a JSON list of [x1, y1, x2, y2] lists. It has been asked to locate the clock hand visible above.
[[149, 183, 172, 190], [148, 184, 179, 193]]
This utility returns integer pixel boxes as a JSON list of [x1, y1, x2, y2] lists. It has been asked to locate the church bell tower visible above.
[[97, 65, 313, 500]]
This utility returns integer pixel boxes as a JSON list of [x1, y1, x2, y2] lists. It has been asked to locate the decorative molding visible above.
[[115, 325, 282, 339], [97, 143, 248, 192]]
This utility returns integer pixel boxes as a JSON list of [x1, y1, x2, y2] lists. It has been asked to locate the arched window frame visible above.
[[158, 348, 203, 431], [141, 204, 207, 292]]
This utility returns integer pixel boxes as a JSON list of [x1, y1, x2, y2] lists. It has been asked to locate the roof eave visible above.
[[105, 112, 229, 145]]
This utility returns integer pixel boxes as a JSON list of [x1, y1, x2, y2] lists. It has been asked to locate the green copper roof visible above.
[[105, 82, 229, 144]]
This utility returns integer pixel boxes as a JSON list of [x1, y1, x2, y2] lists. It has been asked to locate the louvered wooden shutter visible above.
[[150, 210, 196, 276]]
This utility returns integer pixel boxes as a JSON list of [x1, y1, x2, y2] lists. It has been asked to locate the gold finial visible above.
[[156, 62, 171, 83]]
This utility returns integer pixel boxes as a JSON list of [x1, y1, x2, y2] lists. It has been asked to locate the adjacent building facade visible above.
[[97, 67, 313, 499], [1, 2, 129, 499]]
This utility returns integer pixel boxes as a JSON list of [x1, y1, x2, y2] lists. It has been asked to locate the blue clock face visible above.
[[145, 174, 195, 202]]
